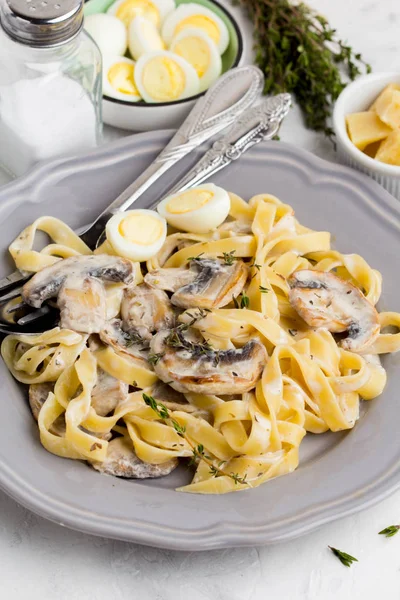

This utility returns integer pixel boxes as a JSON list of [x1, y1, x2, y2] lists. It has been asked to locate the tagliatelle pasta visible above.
[[2, 190, 400, 494]]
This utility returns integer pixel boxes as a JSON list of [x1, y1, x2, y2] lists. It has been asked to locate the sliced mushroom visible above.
[[28, 382, 66, 437], [99, 318, 149, 364], [58, 276, 107, 334], [23, 254, 134, 308], [29, 382, 112, 440], [144, 267, 195, 293], [145, 258, 248, 310], [288, 269, 380, 352], [121, 284, 175, 340], [91, 368, 129, 416], [29, 382, 55, 421], [218, 220, 253, 235], [90, 436, 178, 478], [150, 329, 267, 394]]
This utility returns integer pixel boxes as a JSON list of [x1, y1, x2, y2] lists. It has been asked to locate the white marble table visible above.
[[2, 1, 400, 598]]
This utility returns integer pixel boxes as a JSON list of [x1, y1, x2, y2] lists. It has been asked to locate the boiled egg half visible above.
[[157, 184, 230, 233], [107, 0, 175, 29], [134, 50, 199, 103], [84, 13, 127, 56], [162, 3, 229, 55], [103, 56, 142, 102], [170, 27, 221, 92], [128, 15, 165, 60], [106, 209, 167, 261]]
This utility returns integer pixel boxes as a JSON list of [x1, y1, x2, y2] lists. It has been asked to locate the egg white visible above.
[[134, 50, 199, 103], [103, 56, 142, 102], [157, 183, 231, 233], [128, 15, 165, 60], [162, 3, 229, 55], [170, 27, 222, 92], [84, 14, 127, 56], [107, 0, 175, 28], [106, 209, 167, 261]]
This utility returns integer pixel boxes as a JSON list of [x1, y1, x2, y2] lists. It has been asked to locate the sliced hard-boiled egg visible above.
[[157, 184, 230, 233], [84, 14, 127, 56], [103, 56, 142, 102], [107, 0, 175, 29], [162, 3, 229, 55], [134, 50, 199, 103], [106, 209, 167, 261], [170, 27, 222, 92], [128, 15, 165, 60]]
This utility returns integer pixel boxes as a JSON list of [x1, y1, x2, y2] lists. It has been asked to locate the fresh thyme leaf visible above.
[[143, 394, 169, 420], [187, 252, 204, 262], [230, 472, 248, 485], [240, 292, 250, 309], [328, 546, 358, 567], [171, 419, 186, 437], [165, 328, 214, 359], [250, 261, 261, 271], [142, 394, 250, 487], [379, 525, 400, 538], [235, 0, 371, 137], [259, 286, 270, 293], [147, 352, 164, 366], [122, 329, 146, 347], [218, 250, 238, 266]]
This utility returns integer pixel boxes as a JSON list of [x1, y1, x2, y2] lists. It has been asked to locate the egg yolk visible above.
[[119, 213, 164, 245], [174, 15, 220, 45], [173, 36, 210, 77], [116, 0, 159, 28], [108, 62, 139, 96], [142, 56, 185, 101], [166, 189, 213, 214]]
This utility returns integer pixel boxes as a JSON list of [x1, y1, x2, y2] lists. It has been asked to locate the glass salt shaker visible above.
[[0, 0, 102, 177]]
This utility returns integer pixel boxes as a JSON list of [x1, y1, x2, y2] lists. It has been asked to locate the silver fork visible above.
[[0, 65, 264, 296], [0, 92, 291, 334]]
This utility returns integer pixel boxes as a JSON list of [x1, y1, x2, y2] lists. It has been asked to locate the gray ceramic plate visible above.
[[0, 132, 400, 551]]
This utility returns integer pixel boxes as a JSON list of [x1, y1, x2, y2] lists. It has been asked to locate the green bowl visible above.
[[84, 0, 243, 79]]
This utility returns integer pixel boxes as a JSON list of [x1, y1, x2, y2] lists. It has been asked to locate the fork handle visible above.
[[0, 67, 264, 294]]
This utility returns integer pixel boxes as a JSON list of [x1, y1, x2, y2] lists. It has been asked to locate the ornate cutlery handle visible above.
[[163, 93, 292, 196], [79, 66, 264, 248]]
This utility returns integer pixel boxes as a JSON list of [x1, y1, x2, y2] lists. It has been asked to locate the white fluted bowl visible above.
[[333, 72, 400, 200]]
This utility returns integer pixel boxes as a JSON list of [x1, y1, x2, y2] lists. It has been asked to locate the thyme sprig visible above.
[[233, 291, 250, 309], [165, 329, 213, 355], [218, 250, 238, 266], [187, 252, 204, 262], [259, 286, 270, 294], [236, 0, 371, 136], [143, 394, 250, 487], [328, 546, 358, 568], [147, 352, 164, 366], [379, 525, 400, 538]]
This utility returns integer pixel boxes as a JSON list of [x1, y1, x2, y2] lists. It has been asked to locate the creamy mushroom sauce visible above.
[[2, 190, 400, 494]]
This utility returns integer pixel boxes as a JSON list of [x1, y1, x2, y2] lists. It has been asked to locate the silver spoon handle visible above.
[[161, 93, 292, 198], [79, 66, 264, 247]]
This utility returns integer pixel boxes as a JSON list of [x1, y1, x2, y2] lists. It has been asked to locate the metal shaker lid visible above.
[[0, 0, 84, 47]]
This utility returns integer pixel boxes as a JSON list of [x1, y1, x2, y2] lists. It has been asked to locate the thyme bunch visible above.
[[236, 0, 371, 136], [143, 394, 250, 486]]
